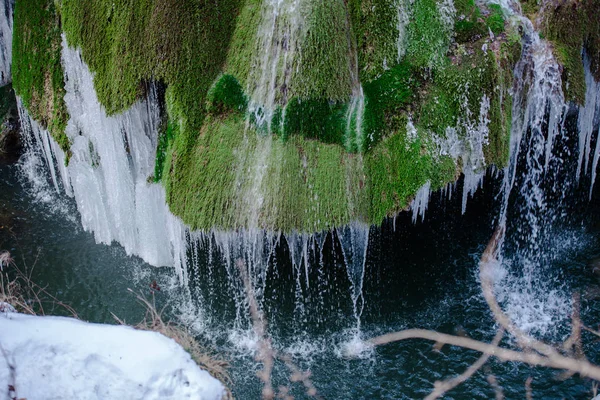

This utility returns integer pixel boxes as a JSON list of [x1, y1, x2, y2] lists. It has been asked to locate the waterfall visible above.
[[247, 0, 302, 131], [14, 36, 374, 350], [345, 85, 365, 152], [492, 16, 577, 336], [0, 0, 14, 85]]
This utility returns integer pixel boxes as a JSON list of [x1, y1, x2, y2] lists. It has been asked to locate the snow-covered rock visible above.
[[0, 312, 225, 400]]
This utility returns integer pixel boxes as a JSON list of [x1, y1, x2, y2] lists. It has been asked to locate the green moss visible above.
[[405, 0, 454, 68], [365, 127, 456, 223], [12, 0, 69, 155], [362, 62, 416, 151], [486, 4, 505, 35], [520, 0, 540, 20], [417, 40, 512, 168], [348, 0, 405, 82], [542, 0, 600, 105], [18, 0, 516, 233], [291, 0, 353, 101], [154, 120, 175, 182], [61, 0, 243, 129], [454, 0, 485, 43], [206, 74, 248, 116], [554, 43, 586, 106], [283, 98, 346, 145], [225, 0, 263, 88]]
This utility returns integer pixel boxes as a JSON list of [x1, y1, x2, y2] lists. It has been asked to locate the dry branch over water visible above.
[[367, 225, 600, 398]]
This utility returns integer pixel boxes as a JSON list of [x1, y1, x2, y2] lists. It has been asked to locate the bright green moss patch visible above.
[[165, 114, 369, 232], [366, 127, 456, 223], [486, 5, 505, 35], [362, 62, 417, 151], [206, 75, 248, 116], [12, 0, 69, 154], [283, 98, 346, 145], [225, 0, 263, 88]]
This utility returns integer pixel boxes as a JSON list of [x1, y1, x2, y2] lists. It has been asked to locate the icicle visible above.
[[411, 180, 431, 223], [576, 57, 600, 181]]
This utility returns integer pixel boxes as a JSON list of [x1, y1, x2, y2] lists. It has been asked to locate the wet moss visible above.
[[61, 0, 243, 129], [348, 0, 404, 82], [12, 0, 69, 155], [362, 62, 417, 151], [542, 0, 600, 105], [405, 0, 454, 68], [291, 0, 354, 101], [15, 0, 518, 233], [206, 74, 248, 116], [283, 98, 346, 145]]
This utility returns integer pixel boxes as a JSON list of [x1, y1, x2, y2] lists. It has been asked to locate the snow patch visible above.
[[0, 312, 225, 400]]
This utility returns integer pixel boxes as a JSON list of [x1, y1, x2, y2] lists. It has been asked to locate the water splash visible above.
[[492, 18, 573, 337]]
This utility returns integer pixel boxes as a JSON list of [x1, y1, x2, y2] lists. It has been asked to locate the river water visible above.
[[2, 155, 600, 398]]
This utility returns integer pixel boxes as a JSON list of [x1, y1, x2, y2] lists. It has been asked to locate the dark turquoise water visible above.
[[2, 160, 600, 399]]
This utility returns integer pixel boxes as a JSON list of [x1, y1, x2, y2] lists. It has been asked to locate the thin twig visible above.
[[487, 374, 504, 400], [425, 328, 505, 400], [525, 376, 533, 400]]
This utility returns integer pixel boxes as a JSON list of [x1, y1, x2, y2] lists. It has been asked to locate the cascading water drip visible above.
[[247, 0, 301, 131], [338, 222, 370, 329]]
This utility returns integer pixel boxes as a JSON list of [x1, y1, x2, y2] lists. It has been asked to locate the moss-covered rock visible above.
[[541, 0, 600, 105], [13, 0, 525, 233], [12, 0, 69, 154]]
